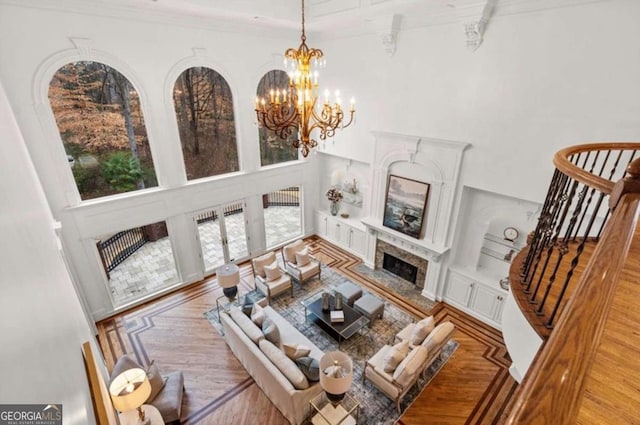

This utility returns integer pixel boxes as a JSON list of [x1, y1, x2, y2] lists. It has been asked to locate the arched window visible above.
[[173, 67, 239, 180], [48, 61, 158, 201], [256, 70, 299, 166]]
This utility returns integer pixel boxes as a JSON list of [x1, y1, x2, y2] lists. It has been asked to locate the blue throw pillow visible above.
[[295, 356, 320, 382]]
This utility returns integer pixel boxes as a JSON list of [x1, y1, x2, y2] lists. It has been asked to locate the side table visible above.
[[310, 392, 359, 425], [118, 404, 164, 425]]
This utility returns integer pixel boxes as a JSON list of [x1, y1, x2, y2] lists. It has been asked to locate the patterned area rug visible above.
[[205, 265, 458, 425]]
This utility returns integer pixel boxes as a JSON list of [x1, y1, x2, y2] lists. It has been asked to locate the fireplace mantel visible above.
[[361, 217, 449, 261]]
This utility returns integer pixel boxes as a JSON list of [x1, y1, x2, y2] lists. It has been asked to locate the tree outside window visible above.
[[173, 67, 239, 180], [49, 61, 158, 201], [256, 70, 299, 166]]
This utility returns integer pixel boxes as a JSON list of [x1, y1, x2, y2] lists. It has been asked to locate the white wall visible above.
[[0, 80, 97, 424], [315, 0, 640, 203], [0, 3, 323, 319]]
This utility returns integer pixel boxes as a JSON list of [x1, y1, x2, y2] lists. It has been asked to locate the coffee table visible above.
[[301, 292, 369, 343]]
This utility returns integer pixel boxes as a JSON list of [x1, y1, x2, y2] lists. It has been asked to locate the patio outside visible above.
[[108, 205, 301, 307]]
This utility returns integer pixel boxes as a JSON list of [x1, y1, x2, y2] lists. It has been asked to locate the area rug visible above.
[[205, 265, 458, 425]]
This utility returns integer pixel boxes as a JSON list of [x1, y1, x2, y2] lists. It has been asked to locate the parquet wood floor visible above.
[[97, 237, 517, 424]]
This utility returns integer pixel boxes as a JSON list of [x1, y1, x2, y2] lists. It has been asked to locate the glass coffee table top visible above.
[[301, 292, 369, 342]]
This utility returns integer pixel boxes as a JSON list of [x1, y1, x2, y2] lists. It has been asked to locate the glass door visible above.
[[194, 201, 249, 274]]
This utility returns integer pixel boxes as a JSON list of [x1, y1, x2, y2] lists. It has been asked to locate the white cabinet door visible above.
[[349, 228, 366, 255], [338, 222, 351, 247], [469, 284, 501, 322], [314, 212, 328, 238], [493, 295, 505, 323], [444, 272, 474, 308]]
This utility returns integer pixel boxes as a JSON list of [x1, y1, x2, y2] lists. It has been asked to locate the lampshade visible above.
[[319, 351, 353, 403], [109, 368, 151, 413]]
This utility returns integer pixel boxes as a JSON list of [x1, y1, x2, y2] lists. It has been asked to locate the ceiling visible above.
[[0, 0, 605, 38]]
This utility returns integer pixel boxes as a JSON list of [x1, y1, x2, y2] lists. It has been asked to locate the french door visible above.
[[194, 201, 250, 274]]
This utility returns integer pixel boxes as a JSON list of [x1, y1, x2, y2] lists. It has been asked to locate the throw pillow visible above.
[[393, 345, 429, 387], [259, 339, 309, 390], [295, 247, 311, 267], [382, 340, 410, 373], [264, 261, 283, 282], [251, 303, 265, 327], [409, 316, 435, 345], [282, 342, 311, 360], [283, 239, 305, 264], [295, 356, 320, 382], [262, 317, 280, 345], [145, 361, 167, 403], [253, 251, 276, 277]]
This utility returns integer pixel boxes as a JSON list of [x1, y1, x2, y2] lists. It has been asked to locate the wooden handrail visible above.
[[501, 192, 640, 423], [553, 142, 640, 194]]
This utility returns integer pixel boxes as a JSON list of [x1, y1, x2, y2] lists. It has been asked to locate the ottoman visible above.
[[354, 294, 385, 327], [335, 281, 363, 306]]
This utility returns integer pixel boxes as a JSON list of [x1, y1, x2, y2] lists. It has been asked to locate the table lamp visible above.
[[217, 264, 240, 299], [109, 368, 152, 425], [319, 351, 353, 405]]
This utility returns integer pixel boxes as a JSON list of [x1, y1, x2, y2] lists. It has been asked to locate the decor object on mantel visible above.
[[254, 0, 355, 157], [320, 351, 353, 405], [326, 187, 343, 216], [383, 175, 430, 239]]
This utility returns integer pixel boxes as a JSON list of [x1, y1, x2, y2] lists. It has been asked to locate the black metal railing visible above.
[[266, 187, 300, 206], [516, 144, 639, 332], [98, 227, 148, 274]]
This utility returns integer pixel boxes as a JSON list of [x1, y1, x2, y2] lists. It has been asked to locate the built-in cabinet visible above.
[[314, 211, 366, 257], [444, 268, 506, 329]]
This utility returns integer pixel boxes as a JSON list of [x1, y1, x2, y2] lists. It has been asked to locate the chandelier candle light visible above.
[[254, 0, 355, 157]]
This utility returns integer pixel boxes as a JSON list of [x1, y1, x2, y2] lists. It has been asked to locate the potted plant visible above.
[[326, 187, 343, 216]]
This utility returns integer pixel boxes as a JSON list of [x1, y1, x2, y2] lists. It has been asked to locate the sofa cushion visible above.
[[295, 247, 311, 266], [422, 321, 455, 354], [410, 316, 435, 345], [264, 261, 283, 282], [283, 239, 305, 264], [262, 317, 281, 345], [251, 303, 265, 327], [382, 340, 410, 373], [229, 307, 264, 344], [151, 370, 184, 424], [253, 252, 277, 277], [295, 356, 320, 382], [393, 346, 429, 387], [259, 339, 309, 390], [146, 362, 168, 403], [282, 342, 311, 360]]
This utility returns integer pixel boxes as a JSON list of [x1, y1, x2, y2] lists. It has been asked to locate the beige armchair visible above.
[[251, 251, 293, 304], [363, 321, 456, 413], [281, 239, 321, 285]]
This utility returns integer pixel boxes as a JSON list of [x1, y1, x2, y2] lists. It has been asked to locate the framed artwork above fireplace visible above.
[[382, 174, 430, 239]]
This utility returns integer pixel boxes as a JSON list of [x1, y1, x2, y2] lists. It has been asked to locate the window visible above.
[[263, 186, 302, 248], [173, 67, 239, 180], [97, 221, 179, 307], [49, 62, 158, 200], [256, 70, 299, 166]]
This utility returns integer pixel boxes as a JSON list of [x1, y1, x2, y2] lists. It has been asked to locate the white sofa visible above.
[[220, 305, 324, 425]]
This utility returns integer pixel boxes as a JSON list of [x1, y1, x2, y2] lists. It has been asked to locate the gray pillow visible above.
[[262, 318, 280, 345], [242, 297, 254, 317], [295, 356, 320, 382]]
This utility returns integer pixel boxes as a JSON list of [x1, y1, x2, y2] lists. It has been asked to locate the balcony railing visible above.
[[502, 142, 640, 424]]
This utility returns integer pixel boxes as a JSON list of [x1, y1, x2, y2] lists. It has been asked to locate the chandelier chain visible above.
[[301, 0, 306, 42]]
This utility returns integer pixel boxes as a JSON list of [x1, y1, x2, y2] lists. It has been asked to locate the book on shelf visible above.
[[330, 310, 344, 323]]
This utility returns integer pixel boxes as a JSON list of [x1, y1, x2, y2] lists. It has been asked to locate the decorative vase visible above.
[[321, 293, 331, 312], [330, 201, 339, 216], [335, 293, 343, 310]]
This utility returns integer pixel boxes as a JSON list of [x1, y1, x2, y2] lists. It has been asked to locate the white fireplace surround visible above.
[[361, 131, 470, 300]]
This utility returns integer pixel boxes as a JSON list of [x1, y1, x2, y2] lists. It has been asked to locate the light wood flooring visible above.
[[97, 237, 517, 424]]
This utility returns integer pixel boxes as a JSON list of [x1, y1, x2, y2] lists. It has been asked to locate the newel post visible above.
[[609, 157, 640, 209]]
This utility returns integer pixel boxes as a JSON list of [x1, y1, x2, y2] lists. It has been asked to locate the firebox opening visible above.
[[382, 253, 418, 284]]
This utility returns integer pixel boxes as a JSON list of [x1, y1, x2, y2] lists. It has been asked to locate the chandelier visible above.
[[254, 0, 355, 157]]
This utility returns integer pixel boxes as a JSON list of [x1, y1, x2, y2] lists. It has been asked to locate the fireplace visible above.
[[375, 240, 428, 289], [383, 253, 418, 284]]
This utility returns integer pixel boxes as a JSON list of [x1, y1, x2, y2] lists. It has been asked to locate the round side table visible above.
[[217, 263, 240, 299], [118, 404, 164, 425]]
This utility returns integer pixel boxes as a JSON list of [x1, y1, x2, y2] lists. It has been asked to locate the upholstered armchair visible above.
[[281, 239, 321, 285], [251, 251, 293, 303], [363, 321, 456, 412]]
